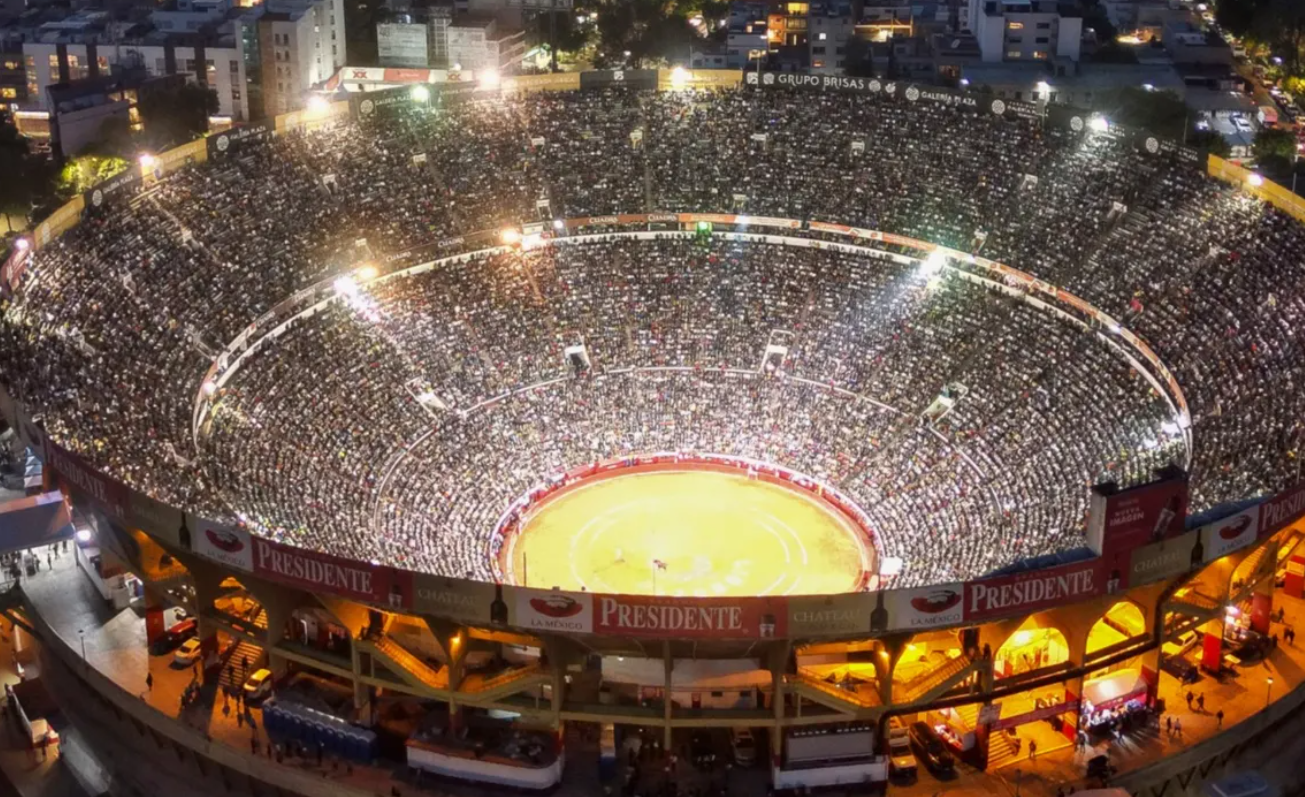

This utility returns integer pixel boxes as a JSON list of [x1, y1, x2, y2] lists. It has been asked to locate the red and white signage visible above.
[[594, 594, 787, 639], [964, 559, 1103, 622], [1087, 476, 1189, 558], [1198, 505, 1260, 562], [252, 538, 394, 604], [512, 588, 593, 634], [188, 514, 253, 572], [45, 441, 129, 522], [885, 583, 965, 631], [1260, 482, 1305, 538]]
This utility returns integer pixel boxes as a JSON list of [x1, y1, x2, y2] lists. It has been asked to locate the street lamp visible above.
[[79, 629, 86, 664]]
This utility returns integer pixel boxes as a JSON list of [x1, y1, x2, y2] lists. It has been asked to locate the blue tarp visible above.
[[0, 492, 73, 555]]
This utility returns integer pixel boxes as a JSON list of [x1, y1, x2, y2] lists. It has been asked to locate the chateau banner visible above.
[[787, 593, 874, 637], [407, 574, 504, 625]]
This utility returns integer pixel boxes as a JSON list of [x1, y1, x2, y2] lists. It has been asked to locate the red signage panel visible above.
[[252, 537, 400, 605], [45, 441, 130, 522], [1089, 476, 1189, 558], [964, 559, 1103, 622], [594, 594, 787, 639], [1260, 482, 1305, 538]]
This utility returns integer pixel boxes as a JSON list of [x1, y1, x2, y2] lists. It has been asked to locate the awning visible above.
[[1082, 669, 1148, 712], [0, 492, 73, 555]]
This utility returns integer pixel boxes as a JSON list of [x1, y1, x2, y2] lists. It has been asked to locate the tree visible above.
[[54, 154, 129, 200], [137, 81, 219, 152], [1215, 0, 1258, 39], [1187, 128, 1232, 158], [1095, 87, 1190, 140], [0, 122, 36, 233], [1253, 126, 1299, 162], [594, 0, 698, 68]]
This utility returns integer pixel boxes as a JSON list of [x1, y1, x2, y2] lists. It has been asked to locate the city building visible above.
[[43, 71, 184, 157], [445, 15, 523, 73], [967, 0, 1083, 63], [377, 21, 429, 67], [808, 1, 853, 73]]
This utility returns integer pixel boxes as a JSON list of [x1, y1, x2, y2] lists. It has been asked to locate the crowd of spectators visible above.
[[1, 85, 1301, 588]]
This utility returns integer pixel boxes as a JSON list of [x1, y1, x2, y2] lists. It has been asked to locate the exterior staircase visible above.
[[358, 633, 447, 695], [787, 671, 882, 713], [460, 663, 550, 703], [218, 639, 265, 691], [894, 654, 976, 704], [988, 727, 1020, 769]]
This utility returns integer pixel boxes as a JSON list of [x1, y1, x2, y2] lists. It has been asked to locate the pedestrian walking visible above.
[[1216, 709, 1224, 728], [1165, 716, 1172, 736], [145, 673, 153, 692], [1174, 718, 1182, 739], [1029, 740, 1038, 761], [1197, 693, 1205, 712], [1185, 690, 1194, 709]]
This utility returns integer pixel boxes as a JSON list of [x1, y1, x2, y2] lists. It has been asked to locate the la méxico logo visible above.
[[910, 587, 961, 614], [530, 593, 585, 619], [206, 527, 245, 553]]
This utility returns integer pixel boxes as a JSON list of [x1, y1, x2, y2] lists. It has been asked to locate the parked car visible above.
[[908, 722, 955, 775], [173, 637, 203, 666], [730, 728, 756, 767], [887, 721, 918, 781], [243, 668, 274, 701], [148, 618, 196, 655]]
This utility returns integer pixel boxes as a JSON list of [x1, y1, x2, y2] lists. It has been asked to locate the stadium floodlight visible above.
[[357, 263, 379, 280], [552, 219, 565, 231], [333, 275, 360, 297], [1247, 173, 1264, 187], [1142, 83, 1154, 91], [670, 66, 690, 89], [501, 227, 522, 245], [959, 78, 970, 87], [138, 153, 157, 169], [920, 249, 947, 277], [202, 380, 218, 396], [410, 85, 430, 103], [14, 237, 29, 252], [1088, 116, 1109, 133], [479, 69, 501, 90], [307, 95, 330, 116], [75, 528, 92, 543]]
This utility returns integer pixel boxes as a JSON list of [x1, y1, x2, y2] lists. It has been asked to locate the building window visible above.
[[1035, 36, 1049, 43], [3, 60, 17, 70], [48, 54, 59, 70], [1008, 21, 1023, 30], [1007, 50, 1022, 59], [818, 32, 826, 40], [0, 87, 15, 99], [1036, 21, 1051, 29], [812, 45, 825, 54], [1033, 50, 1048, 59]]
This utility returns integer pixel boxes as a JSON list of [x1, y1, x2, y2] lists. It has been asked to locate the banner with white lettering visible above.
[[1125, 531, 1199, 589], [1087, 475, 1189, 558], [964, 559, 1103, 622], [45, 441, 130, 523], [188, 514, 253, 572], [787, 593, 874, 637], [1199, 505, 1260, 562], [408, 573, 503, 625], [252, 537, 396, 605], [512, 587, 593, 634], [884, 583, 965, 632], [1260, 482, 1305, 538], [594, 594, 787, 639]]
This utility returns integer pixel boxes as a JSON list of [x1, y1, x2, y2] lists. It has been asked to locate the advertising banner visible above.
[[44, 441, 130, 523], [408, 574, 505, 625], [594, 594, 787, 639], [82, 167, 140, 213], [1198, 505, 1260, 562], [579, 70, 658, 91], [1283, 555, 1305, 599], [512, 587, 593, 634], [1250, 592, 1272, 634], [128, 491, 184, 546], [884, 583, 965, 632], [206, 124, 271, 160], [1125, 532, 1199, 589], [964, 559, 1103, 622], [1259, 482, 1305, 538], [252, 537, 398, 605], [787, 593, 874, 637], [188, 514, 253, 572], [1087, 475, 1189, 558], [510, 72, 582, 93]]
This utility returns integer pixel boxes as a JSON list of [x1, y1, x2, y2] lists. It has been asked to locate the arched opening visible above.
[[994, 618, 1069, 679], [1086, 600, 1147, 657]]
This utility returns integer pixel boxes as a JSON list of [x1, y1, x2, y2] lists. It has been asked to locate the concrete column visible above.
[[766, 641, 789, 768], [876, 636, 908, 706], [196, 614, 221, 684], [143, 587, 166, 646], [662, 641, 673, 751]]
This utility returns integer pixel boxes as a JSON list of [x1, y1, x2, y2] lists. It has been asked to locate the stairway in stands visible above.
[[218, 639, 266, 690], [367, 634, 445, 691], [988, 727, 1019, 769]]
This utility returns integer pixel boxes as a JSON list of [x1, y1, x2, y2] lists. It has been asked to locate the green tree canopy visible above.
[[1253, 126, 1299, 162]]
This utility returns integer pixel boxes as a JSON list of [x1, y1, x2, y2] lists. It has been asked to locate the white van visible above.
[[731, 728, 757, 767]]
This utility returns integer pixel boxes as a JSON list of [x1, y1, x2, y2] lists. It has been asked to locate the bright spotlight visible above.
[[307, 95, 330, 115], [920, 250, 947, 276], [75, 528, 92, 543], [14, 237, 30, 252], [138, 153, 157, 169], [959, 78, 970, 87], [202, 380, 218, 396], [501, 228, 521, 245], [1247, 173, 1264, 187], [479, 69, 501, 90], [334, 275, 360, 296], [410, 85, 430, 103], [1088, 116, 1109, 133], [1035, 80, 1051, 97], [670, 66, 689, 88], [552, 219, 565, 230], [357, 264, 379, 280]]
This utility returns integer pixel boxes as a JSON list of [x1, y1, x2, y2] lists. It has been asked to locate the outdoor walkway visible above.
[[15, 553, 1305, 797]]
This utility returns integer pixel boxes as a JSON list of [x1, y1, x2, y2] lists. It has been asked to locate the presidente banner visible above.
[[964, 558, 1103, 622], [1199, 505, 1261, 562], [187, 514, 254, 572], [594, 594, 787, 639], [884, 583, 965, 632], [1087, 474, 1189, 558], [1260, 481, 1305, 538], [252, 537, 399, 605], [787, 593, 874, 637], [511, 587, 593, 634], [44, 440, 130, 523], [407, 574, 504, 625]]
